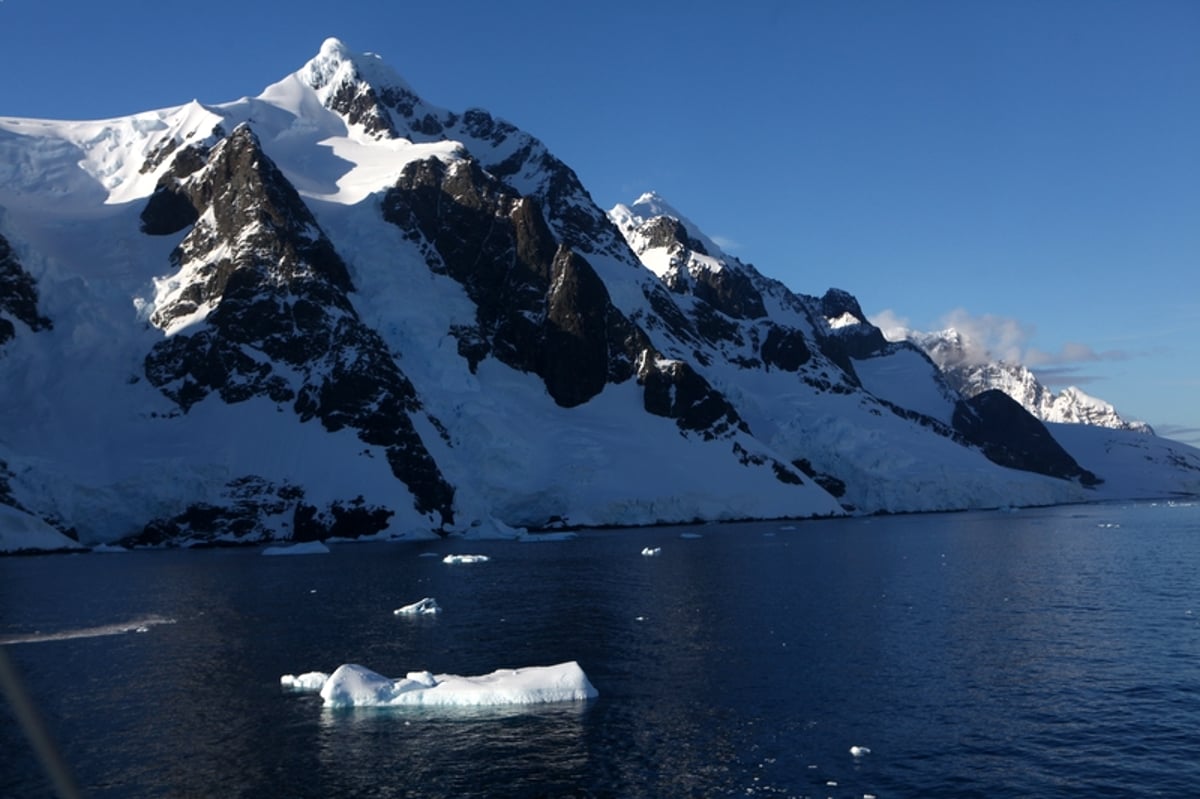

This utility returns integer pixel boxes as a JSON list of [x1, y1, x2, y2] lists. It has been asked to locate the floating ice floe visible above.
[[641, 547, 661, 556], [280, 671, 329, 692], [280, 661, 598, 708], [262, 541, 330, 556], [393, 597, 441, 616], [443, 554, 489, 564]]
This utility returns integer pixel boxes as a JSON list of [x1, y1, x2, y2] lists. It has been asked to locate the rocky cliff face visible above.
[[135, 124, 454, 541], [0, 233, 52, 348], [1, 38, 1194, 552]]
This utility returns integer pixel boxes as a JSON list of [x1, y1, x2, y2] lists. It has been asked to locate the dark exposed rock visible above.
[[383, 156, 646, 408], [690, 266, 767, 321], [761, 324, 812, 372], [328, 80, 397, 138], [140, 183, 200, 235], [122, 477, 394, 547], [953, 389, 1101, 485], [638, 355, 748, 440], [639, 216, 709, 255], [0, 233, 52, 347], [693, 304, 743, 347], [818, 287, 888, 362], [293, 497, 394, 542], [542, 248, 620, 406], [141, 125, 454, 524], [460, 108, 518, 146], [139, 135, 180, 174], [792, 458, 847, 498]]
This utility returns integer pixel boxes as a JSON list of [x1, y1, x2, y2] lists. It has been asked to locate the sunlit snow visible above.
[[280, 661, 598, 708], [393, 597, 441, 615]]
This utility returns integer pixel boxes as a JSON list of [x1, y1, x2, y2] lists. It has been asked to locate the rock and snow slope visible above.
[[1, 38, 1196, 552]]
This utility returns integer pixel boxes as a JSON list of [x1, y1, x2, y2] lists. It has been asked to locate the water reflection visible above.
[[312, 703, 592, 798]]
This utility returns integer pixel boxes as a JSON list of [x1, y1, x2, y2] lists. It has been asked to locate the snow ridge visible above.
[[0, 38, 1196, 553]]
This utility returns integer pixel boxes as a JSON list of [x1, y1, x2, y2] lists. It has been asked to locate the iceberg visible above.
[[442, 554, 489, 564], [393, 597, 441, 616], [280, 671, 329, 692], [281, 662, 597, 708]]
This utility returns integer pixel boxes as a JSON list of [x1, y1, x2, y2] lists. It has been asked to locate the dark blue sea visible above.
[[2, 501, 1198, 798]]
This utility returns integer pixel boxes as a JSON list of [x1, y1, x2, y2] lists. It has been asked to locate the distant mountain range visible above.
[[1, 38, 1197, 552], [903, 328, 1153, 433]]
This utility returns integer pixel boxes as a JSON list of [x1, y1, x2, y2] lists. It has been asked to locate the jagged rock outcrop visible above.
[[382, 156, 648, 408], [0, 233, 52, 347], [818, 288, 889, 367], [123, 477, 393, 547], [140, 124, 454, 527]]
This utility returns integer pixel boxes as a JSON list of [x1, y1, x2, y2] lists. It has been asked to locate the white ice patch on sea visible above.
[[280, 662, 597, 708], [280, 671, 329, 692], [393, 597, 441, 616], [443, 554, 489, 564], [641, 547, 662, 557]]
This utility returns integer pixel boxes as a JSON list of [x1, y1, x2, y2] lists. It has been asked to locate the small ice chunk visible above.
[[641, 547, 661, 556], [315, 661, 598, 708], [443, 554, 489, 564], [850, 745, 871, 757], [263, 541, 330, 556], [280, 671, 330, 692], [394, 597, 441, 616]]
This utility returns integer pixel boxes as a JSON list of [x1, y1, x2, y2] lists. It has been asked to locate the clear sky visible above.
[[2, 0, 1197, 443]]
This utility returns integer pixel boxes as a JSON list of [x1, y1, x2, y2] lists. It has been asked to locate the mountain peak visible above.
[[298, 37, 413, 96], [611, 192, 724, 261]]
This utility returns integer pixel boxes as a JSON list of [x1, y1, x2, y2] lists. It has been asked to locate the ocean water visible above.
[[2, 501, 1198, 798]]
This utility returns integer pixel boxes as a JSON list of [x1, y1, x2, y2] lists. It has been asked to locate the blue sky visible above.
[[2, 0, 1197, 442]]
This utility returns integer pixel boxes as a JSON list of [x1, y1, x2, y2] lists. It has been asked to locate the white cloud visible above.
[[939, 308, 1033, 365], [873, 307, 1136, 371], [710, 235, 740, 252], [868, 309, 912, 342]]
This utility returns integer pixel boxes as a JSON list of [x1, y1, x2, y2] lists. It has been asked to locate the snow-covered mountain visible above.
[[908, 328, 1153, 433], [2, 38, 1197, 552]]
